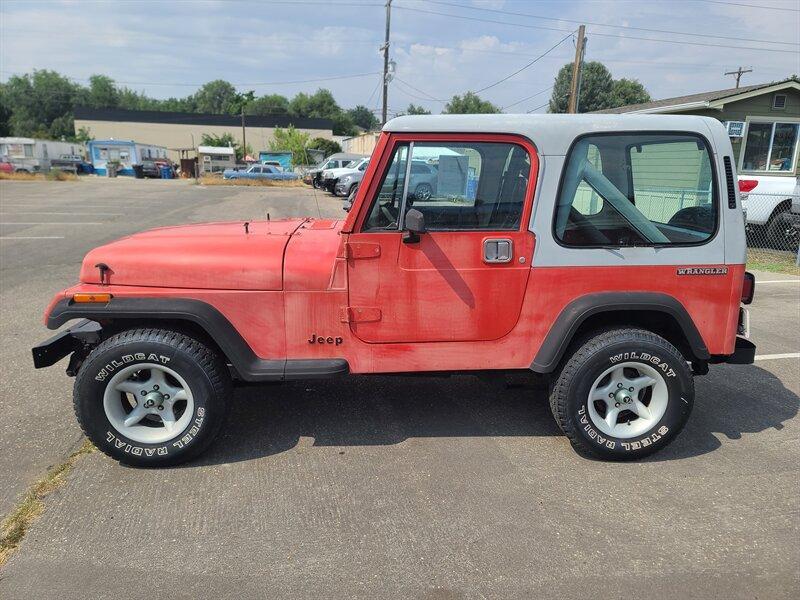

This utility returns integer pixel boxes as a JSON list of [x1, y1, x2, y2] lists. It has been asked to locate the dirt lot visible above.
[[1, 178, 798, 599]]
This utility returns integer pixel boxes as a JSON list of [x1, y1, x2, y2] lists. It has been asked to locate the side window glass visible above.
[[554, 133, 717, 247], [363, 145, 409, 231], [403, 142, 529, 230]]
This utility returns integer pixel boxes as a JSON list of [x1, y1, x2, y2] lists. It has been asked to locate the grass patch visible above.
[[0, 170, 78, 182], [199, 175, 308, 188], [0, 439, 95, 567], [747, 249, 800, 276]]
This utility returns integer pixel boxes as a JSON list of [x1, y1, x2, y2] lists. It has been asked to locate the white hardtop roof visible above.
[[383, 114, 723, 156], [198, 145, 235, 155]]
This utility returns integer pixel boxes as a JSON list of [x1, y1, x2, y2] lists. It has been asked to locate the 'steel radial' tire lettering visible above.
[[549, 328, 694, 460], [74, 328, 230, 467]]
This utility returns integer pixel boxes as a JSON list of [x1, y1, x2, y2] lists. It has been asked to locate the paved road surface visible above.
[[1, 178, 797, 599]]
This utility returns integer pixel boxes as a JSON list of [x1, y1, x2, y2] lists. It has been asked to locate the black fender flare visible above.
[[47, 297, 348, 381], [530, 292, 710, 373]]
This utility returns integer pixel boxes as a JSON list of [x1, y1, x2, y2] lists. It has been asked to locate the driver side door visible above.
[[345, 134, 538, 344]]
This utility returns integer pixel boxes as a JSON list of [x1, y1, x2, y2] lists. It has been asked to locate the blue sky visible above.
[[1, 0, 798, 115]]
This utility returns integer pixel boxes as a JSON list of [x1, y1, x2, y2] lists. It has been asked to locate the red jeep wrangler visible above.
[[33, 115, 756, 466]]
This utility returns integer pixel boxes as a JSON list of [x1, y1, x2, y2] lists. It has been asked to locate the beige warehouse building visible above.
[[74, 107, 334, 162]]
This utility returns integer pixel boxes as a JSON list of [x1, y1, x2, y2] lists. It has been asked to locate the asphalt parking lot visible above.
[[1, 178, 798, 598]]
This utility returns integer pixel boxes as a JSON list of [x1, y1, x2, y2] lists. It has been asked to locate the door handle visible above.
[[483, 239, 513, 263]]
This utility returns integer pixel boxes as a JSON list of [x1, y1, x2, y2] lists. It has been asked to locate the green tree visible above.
[[193, 80, 240, 114], [289, 89, 356, 136], [347, 105, 379, 130], [246, 94, 290, 115], [83, 75, 119, 108], [307, 137, 342, 156], [405, 103, 431, 115], [608, 78, 651, 109], [0, 84, 12, 136], [443, 92, 500, 114], [3, 70, 80, 138], [269, 126, 312, 165], [548, 61, 650, 113]]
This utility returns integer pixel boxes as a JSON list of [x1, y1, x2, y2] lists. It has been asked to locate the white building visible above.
[[198, 145, 236, 174]]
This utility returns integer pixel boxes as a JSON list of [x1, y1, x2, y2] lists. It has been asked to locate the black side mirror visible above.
[[403, 208, 425, 244]]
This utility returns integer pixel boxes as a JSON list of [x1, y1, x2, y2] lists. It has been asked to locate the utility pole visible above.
[[725, 67, 752, 88], [381, 0, 393, 125], [567, 25, 586, 114], [240, 107, 247, 160]]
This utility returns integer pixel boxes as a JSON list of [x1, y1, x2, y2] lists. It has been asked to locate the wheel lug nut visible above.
[[157, 405, 163, 411], [609, 393, 614, 398], [163, 394, 170, 400], [615, 402, 620, 407], [629, 387, 634, 392], [617, 383, 623, 388], [153, 385, 160, 390], [140, 390, 147, 396]]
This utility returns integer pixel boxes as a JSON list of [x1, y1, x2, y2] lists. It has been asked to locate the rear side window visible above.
[[554, 133, 717, 247]]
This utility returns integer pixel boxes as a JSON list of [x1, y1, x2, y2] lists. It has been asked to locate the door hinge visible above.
[[344, 242, 381, 260], [340, 306, 382, 323]]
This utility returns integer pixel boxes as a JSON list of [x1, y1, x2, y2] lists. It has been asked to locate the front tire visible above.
[[74, 328, 231, 467], [549, 328, 694, 460]]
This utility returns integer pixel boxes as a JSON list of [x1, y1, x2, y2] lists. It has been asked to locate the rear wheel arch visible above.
[[530, 293, 709, 374]]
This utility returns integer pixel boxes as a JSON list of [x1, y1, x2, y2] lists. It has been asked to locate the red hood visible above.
[[80, 219, 308, 290]]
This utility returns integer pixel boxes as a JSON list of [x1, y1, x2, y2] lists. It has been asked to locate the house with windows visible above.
[[596, 77, 800, 179]]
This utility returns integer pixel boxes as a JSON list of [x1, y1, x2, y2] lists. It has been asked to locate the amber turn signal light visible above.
[[72, 293, 112, 304]]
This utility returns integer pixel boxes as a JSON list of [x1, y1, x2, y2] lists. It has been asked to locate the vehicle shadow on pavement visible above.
[[647, 363, 799, 462], [181, 364, 798, 467], [186, 374, 560, 467]]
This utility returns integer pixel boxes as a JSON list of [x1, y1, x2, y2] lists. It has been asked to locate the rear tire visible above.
[[549, 328, 694, 460], [766, 208, 799, 251], [74, 328, 231, 467]]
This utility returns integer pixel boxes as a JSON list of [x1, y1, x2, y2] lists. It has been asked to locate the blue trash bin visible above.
[[159, 165, 172, 179]]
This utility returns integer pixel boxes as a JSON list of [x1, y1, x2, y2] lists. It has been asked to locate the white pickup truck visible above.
[[738, 174, 800, 250]]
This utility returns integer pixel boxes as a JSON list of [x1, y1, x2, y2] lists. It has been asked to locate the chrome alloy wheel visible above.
[[103, 363, 194, 444], [587, 362, 668, 439]]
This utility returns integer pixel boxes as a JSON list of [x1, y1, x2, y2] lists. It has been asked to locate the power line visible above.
[[473, 31, 576, 94], [393, 4, 799, 54], [696, 0, 800, 12], [0, 69, 382, 88], [393, 76, 445, 102], [526, 101, 550, 114], [501, 86, 553, 111], [417, 0, 799, 46]]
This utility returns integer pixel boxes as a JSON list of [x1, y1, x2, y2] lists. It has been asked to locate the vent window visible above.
[[772, 94, 787, 110]]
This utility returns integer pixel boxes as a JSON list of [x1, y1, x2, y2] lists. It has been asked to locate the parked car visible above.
[[305, 153, 367, 188], [32, 114, 755, 467], [223, 164, 299, 180], [738, 174, 800, 250], [333, 158, 370, 197], [140, 160, 162, 179]]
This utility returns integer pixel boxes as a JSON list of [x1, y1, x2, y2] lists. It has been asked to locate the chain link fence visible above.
[[742, 192, 800, 271]]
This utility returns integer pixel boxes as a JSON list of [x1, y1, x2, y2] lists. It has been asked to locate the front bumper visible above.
[[334, 183, 348, 196], [32, 319, 101, 370]]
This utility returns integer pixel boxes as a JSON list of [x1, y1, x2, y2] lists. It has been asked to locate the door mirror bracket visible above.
[[402, 208, 426, 244]]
